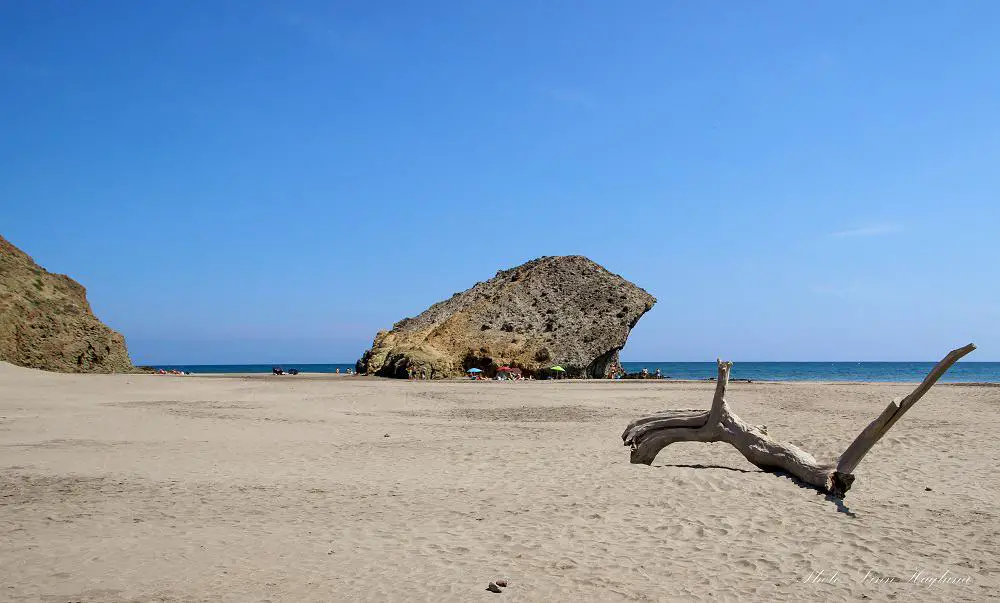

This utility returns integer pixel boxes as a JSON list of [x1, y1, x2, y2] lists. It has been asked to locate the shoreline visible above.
[[153, 372, 1000, 386], [139, 360, 1000, 384]]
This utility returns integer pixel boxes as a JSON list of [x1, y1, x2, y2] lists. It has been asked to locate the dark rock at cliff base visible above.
[[356, 256, 655, 379], [0, 235, 134, 373]]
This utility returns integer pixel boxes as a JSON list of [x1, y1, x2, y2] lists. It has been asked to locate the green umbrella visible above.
[[551, 366, 565, 372]]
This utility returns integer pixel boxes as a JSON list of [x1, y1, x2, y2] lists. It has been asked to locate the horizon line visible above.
[[140, 359, 997, 365]]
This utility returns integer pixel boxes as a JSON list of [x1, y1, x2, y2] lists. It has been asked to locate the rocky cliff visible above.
[[0, 235, 133, 373], [357, 256, 655, 379]]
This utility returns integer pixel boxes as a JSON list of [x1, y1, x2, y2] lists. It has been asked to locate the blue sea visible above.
[[621, 362, 1000, 383], [151, 361, 1000, 382], [152, 363, 358, 375]]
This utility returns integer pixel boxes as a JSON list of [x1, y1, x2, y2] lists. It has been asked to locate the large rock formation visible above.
[[0, 235, 133, 373], [357, 256, 655, 379]]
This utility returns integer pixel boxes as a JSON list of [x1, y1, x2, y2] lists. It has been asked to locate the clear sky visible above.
[[2, 1, 998, 364]]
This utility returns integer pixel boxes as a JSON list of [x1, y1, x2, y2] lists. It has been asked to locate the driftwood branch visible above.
[[622, 343, 976, 498]]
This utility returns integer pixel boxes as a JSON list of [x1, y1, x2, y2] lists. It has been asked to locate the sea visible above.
[[150, 361, 1000, 382]]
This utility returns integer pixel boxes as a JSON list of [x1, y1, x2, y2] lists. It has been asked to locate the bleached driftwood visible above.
[[622, 343, 976, 498]]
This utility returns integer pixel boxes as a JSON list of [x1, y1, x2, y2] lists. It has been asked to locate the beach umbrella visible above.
[[498, 366, 513, 372], [551, 366, 565, 372], [467, 368, 482, 373]]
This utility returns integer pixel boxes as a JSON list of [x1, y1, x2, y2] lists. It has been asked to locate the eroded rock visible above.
[[0, 235, 133, 373], [356, 256, 655, 379]]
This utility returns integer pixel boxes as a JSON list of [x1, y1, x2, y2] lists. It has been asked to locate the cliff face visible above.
[[357, 256, 655, 379], [0, 235, 133, 373]]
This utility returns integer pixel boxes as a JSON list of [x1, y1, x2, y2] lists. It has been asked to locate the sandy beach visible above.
[[1, 363, 997, 602]]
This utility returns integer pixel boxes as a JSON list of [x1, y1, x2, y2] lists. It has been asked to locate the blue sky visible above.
[[2, 1, 998, 363]]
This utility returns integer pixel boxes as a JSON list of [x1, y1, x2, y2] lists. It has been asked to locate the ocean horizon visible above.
[[147, 361, 1000, 382]]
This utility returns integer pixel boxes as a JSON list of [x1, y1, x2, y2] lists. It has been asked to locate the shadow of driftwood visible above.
[[772, 470, 857, 517], [657, 463, 858, 517], [661, 463, 761, 474]]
